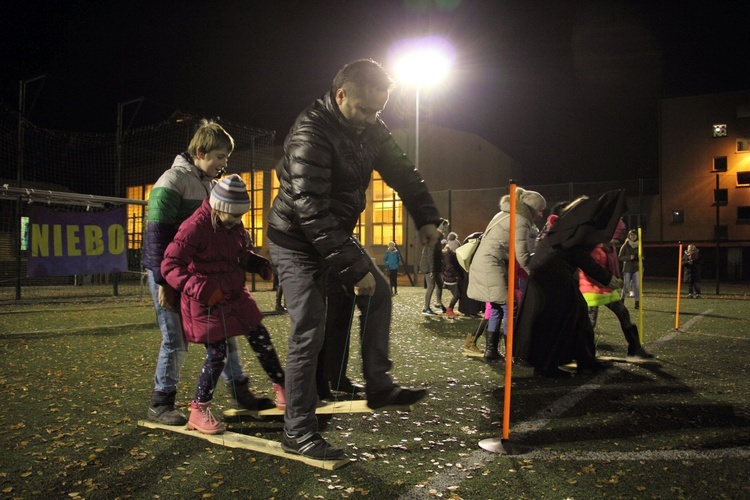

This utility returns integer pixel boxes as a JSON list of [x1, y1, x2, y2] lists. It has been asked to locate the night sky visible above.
[[2, 0, 748, 185]]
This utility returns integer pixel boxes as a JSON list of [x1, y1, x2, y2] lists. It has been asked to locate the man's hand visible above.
[[419, 224, 441, 247], [158, 284, 176, 310], [354, 272, 376, 296]]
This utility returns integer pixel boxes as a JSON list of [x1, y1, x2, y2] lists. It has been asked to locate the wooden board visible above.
[[600, 355, 660, 364], [137, 420, 350, 470], [463, 350, 485, 358], [563, 355, 659, 369], [223, 399, 413, 418]]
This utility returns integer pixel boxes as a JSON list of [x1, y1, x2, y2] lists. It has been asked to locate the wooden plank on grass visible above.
[[137, 420, 349, 470], [223, 399, 413, 418], [463, 350, 485, 358], [562, 355, 659, 369]]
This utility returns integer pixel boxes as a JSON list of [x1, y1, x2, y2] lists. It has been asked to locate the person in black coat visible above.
[[514, 191, 626, 378], [267, 59, 443, 459]]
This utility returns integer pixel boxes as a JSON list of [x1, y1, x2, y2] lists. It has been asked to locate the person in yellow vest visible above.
[[579, 242, 655, 361]]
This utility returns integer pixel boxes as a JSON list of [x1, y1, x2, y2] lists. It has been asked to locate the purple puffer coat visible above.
[[161, 198, 272, 344]]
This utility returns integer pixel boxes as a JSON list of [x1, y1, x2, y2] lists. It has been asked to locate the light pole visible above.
[[391, 37, 453, 283], [392, 37, 453, 171]]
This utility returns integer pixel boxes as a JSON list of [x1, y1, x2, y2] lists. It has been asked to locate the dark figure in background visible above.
[[683, 244, 702, 298], [420, 223, 447, 315], [383, 241, 403, 295], [619, 229, 642, 309], [441, 240, 461, 317]]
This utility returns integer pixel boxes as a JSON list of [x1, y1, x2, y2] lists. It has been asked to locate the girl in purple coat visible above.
[[162, 175, 285, 434]]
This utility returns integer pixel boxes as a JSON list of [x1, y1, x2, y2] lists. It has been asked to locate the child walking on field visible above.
[[161, 175, 285, 434]]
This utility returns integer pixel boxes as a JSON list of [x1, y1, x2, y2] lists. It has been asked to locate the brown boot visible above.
[[463, 333, 482, 353]]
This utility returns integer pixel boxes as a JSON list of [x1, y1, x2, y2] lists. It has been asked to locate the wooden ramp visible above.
[[137, 420, 350, 470], [223, 399, 413, 419]]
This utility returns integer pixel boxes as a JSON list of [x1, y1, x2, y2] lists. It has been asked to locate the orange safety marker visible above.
[[479, 181, 527, 455], [675, 242, 684, 330]]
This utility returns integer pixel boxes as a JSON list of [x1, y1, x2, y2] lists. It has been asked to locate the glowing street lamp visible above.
[[391, 37, 453, 170]]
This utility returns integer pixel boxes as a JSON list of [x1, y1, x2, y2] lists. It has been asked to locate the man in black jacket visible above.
[[268, 59, 443, 459]]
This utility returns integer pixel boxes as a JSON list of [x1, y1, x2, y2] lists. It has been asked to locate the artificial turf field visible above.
[[1, 282, 748, 499]]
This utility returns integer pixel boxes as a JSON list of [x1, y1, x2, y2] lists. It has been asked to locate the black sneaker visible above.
[[147, 404, 188, 426], [576, 359, 609, 375], [367, 386, 428, 409], [281, 432, 344, 460], [627, 347, 656, 362], [435, 304, 447, 313]]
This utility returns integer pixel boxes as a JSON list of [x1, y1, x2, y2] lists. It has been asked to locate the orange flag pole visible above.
[[675, 242, 684, 330], [502, 182, 517, 440], [480, 181, 527, 455]]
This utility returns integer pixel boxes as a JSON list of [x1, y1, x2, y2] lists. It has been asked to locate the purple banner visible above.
[[27, 205, 128, 277]]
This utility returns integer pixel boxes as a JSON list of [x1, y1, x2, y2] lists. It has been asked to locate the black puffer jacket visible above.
[[268, 91, 441, 287]]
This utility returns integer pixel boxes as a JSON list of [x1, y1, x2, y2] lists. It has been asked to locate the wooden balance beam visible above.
[[137, 419, 350, 470], [223, 399, 413, 419]]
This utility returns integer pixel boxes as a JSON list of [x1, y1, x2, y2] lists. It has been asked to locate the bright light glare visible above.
[[390, 37, 454, 87]]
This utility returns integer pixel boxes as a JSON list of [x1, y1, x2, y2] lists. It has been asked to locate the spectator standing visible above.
[[619, 229, 642, 309], [441, 240, 461, 317], [383, 241, 403, 295], [420, 223, 447, 315], [683, 244, 702, 298]]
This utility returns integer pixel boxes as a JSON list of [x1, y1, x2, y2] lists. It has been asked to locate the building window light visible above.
[[672, 210, 684, 224], [713, 124, 727, 137]]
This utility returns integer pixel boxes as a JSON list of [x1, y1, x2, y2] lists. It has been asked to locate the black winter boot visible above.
[[484, 330, 503, 361], [623, 325, 655, 361], [226, 378, 275, 411], [148, 390, 187, 425]]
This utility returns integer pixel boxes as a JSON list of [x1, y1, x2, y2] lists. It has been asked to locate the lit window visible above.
[[354, 216, 366, 246], [126, 185, 145, 250], [240, 171, 264, 248], [270, 172, 280, 208], [371, 172, 403, 246], [713, 124, 727, 137]]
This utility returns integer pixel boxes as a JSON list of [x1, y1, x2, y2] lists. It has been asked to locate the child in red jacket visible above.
[[162, 175, 285, 434]]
